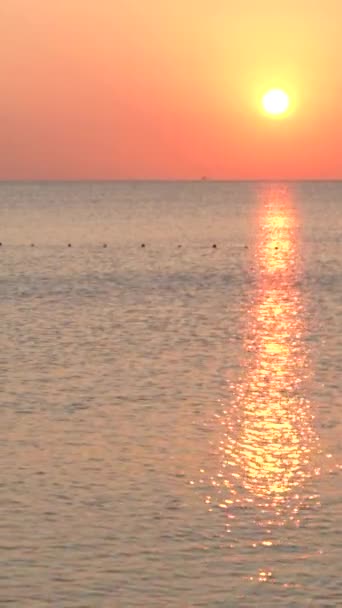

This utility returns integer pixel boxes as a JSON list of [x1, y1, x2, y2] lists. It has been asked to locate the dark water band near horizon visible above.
[[1, 181, 341, 607]]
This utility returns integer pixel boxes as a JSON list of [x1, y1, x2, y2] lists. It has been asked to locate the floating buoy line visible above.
[[0, 243, 258, 250]]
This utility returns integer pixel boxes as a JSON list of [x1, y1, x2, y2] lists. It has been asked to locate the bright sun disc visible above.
[[262, 89, 289, 116]]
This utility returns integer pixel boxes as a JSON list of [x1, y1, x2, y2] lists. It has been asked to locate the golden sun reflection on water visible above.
[[235, 287, 314, 502], [208, 186, 320, 528]]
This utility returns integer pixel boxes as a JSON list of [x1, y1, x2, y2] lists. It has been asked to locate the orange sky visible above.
[[1, 0, 341, 180]]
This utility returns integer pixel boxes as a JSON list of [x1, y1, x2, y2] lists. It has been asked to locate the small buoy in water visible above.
[[103, 243, 107, 248], [141, 243, 146, 248], [177, 244, 182, 248], [0, 242, 2, 246], [68, 243, 72, 248], [212, 243, 217, 248], [244, 245, 249, 249], [30, 243, 35, 247], [275, 246, 279, 250]]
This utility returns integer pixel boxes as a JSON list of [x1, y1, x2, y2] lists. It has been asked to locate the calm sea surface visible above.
[[1, 181, 341, 607]]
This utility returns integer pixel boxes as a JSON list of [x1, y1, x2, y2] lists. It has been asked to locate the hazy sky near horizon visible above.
[[1, 0, 341, 179]]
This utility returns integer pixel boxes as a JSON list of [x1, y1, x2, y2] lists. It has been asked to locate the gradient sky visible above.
[[1, 0, 341, 180]]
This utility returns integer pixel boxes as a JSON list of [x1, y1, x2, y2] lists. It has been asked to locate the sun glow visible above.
[[262, 89, 290, 117]]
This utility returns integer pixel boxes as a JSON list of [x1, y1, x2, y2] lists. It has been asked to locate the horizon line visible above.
[[0, 178, 342, 184]]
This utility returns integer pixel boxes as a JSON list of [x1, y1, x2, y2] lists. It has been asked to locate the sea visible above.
[[1, 181, 341, 607]]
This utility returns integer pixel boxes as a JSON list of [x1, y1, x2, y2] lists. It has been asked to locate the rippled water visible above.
[[1, 181, 341, 607]]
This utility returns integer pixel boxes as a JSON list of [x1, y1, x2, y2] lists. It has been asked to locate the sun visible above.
[[262, 89, 290, 117]]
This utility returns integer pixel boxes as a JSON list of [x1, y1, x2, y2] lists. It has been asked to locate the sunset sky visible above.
[[1, 0, 341, 180]]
